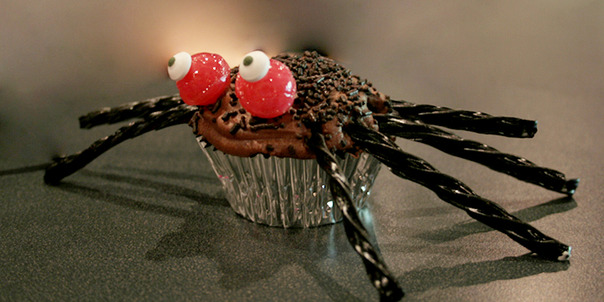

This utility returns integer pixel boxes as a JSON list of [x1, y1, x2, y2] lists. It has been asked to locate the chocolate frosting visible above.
[[190, 51, 391, 159]]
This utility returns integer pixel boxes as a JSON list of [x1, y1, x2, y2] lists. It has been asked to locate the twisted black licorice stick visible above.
[[308, 131, 404, 302], [346, 121, 571, 261], [79, 94, 183, 129], [390, 99, 538, 138], [45, 104, 197, 185], [374, 115, 579, 195]]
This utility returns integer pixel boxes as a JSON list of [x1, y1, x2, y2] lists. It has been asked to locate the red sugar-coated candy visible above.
[[235, 60, 296, 119], [177, 53, 231, 106]]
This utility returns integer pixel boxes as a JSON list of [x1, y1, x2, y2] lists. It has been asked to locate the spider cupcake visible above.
[[45, 50, 579, 301]]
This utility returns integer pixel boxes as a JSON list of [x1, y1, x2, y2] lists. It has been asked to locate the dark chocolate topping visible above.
[[190, 51, 391, 158]]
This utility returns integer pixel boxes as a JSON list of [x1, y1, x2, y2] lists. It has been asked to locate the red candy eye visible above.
[[169, 52, 231, 106], [235, 51, 296, 119]]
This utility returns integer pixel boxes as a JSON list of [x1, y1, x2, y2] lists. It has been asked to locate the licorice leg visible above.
[[45, 104, 197, 185], [79, 94, 183, 129], [390, 99, 538, 138], [308, 131, 404, 302], [374, 115, 579, 195], [346, 121, 571, 261]]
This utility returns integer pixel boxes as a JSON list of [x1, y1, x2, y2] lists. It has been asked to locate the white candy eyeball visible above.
[[239, 50, 270, 82], [167, 51, 192, 81]]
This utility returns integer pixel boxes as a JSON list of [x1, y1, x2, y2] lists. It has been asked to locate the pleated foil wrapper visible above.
[[197, 137, 381, 228]]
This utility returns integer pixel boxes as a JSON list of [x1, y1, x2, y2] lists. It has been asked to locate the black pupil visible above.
[[168, 57, 176, 67], [243, 56, 253, 66]]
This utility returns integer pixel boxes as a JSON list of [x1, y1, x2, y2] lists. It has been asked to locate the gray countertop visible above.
[[2, 93, 602, 301]]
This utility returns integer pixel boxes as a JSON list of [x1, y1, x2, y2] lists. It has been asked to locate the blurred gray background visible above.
[[1, 0, 602, 164]]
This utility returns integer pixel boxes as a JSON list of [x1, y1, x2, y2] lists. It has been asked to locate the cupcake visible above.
[[43, 48, 578, 300], [168, 50, 390, 227]]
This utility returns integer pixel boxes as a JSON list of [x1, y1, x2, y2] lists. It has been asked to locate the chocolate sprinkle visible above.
[[210, 98, 222, 113], [287, 145, 296, 156], [221, 110, 239, 122], [229, 123, 241, 135], [250, 123, 280, 132]]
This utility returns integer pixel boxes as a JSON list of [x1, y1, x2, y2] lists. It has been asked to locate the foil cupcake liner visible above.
[[197, 137, 381, 228]]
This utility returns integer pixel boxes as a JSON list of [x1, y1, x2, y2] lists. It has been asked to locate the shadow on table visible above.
[[0, 163, 51, 176], [78, 169, 228, 207], [143, 201, 380, 301], [51, 168, 368, 301], [49, 168, 573, 299], [399, 254, 570, 294], [413, 197, 577, 243]]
